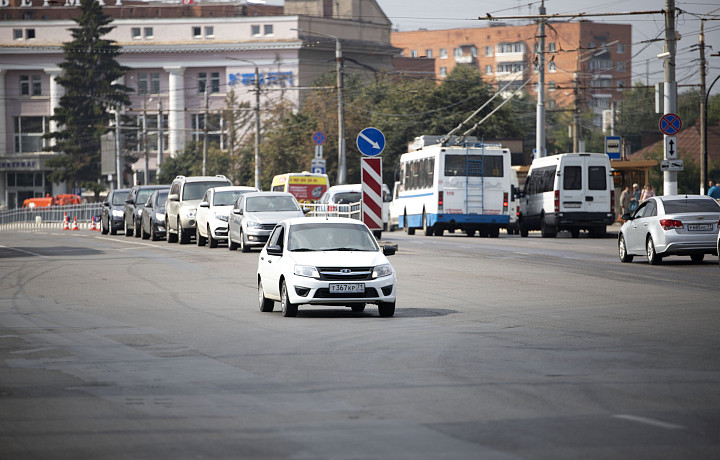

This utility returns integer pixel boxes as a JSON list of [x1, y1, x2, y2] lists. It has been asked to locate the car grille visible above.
[[318, 267, 373, 281], [314, 288, 379, 298], [261, 223, 276, 230]]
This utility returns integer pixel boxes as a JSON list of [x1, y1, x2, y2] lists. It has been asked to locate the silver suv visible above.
[[166, 175, 232, 244]]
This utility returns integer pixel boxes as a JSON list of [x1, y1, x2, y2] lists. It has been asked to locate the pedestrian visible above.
[[640, 184, 655, 202], [709, 180, 720, 199], [629, 183, 640, 212], [619, 185, 631, 217]]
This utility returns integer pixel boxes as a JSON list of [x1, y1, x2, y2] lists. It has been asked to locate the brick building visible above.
[[391, 21, 632, 127]]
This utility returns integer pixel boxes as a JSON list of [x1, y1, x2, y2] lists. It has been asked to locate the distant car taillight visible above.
[[659, 219, 683, 230], [554, 190, 560, 213], [438, 191, 443, 212], [503, 192, 508, 210]]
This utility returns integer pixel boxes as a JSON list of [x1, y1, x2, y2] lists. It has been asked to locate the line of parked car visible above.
[[99, 175, 398, 317]]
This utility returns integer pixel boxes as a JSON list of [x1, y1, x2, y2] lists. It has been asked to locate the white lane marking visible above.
[[613, 414, 685, 430]]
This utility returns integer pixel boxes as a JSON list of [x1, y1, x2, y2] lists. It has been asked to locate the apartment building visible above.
[[391, 21, 631, 125], [0, 0, 395, 208]]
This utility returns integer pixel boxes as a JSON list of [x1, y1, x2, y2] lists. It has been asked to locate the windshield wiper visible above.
[[326, 247, 368, 251], [291, 248, 318, 252]]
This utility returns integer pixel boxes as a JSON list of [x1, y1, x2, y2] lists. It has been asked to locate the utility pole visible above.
[[115, 108, 122, 189], [536, 0, 546, 159], [253, 66, 261, 190], [662, 0, 677, 196], [203, 87, 208, 176], [699, 20, 707, 194], [157, 99, 163, 178], [336, 37, 346, 184], [143, 98, 149, 185], [573, 72, 580, 152]]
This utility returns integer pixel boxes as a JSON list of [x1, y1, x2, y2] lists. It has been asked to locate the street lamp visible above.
[[226, 57, 262, 190], [294, 28, 346, 184]]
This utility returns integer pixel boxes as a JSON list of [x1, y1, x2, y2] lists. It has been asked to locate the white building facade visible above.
[[0, 0, 394, 208]]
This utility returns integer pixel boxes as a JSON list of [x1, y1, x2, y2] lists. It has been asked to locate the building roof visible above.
[[629, 122, 720, 167]]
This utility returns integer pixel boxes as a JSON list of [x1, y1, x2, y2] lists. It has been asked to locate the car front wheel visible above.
[[281, 281, 298, 317], [208, 227, 218, 248], [258, 280, 274, 312], [196, 227, 206, 246], [378, 302, 395, 317], [647, 237, 661, 265], [240, 230, 250, 253], [618, 234, 633, 263]]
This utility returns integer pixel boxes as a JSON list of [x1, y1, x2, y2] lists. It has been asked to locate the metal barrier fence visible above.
[[0, 204, 103, 226], [303, 202, 362, 220]]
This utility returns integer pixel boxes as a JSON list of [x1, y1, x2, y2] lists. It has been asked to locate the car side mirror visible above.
[[266, 244, 283, 256], [103, 201, 109, 206], [199, 201, 210, 208], [622, 213, 633, 221], [125, 198, 134, 204], [382, 244, 397, 256], [232, 209, 243, 215], [168, 193, 179, 201]]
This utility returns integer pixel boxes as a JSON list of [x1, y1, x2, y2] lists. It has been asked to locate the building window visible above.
[[485, 46, 493, 57], [252, 25, 261, 36], [138, 73, 148, 94], [497, 62, 526, 74], [439, 48, 448, 59], [548, 61, 556, 73], [496, 42, 524, 54], [410, 49, 418, 58], [191, 113, 224, 147], [548, 42, 556, 53], [144, 27, 153, 39], [25, 29, 35, 39], [615, 61, 626, 72], [14, 116, 47, 153], [454, 48, 463, 58], [20, 75, 41, 96], [205, 26, 214, 38], [590, 77, 612, 88], [548, 81, 556, 91], [485, 65, 493, 75], [439, 67, 447, 77], [617, 43, 625, 54], [198, 72, 220, 94], [471, 46, 478, 57], [264, 24, 273, 36], [150, 73, 160, 94], [132, 27, 141, 39], [192, 26, 202, 38], [589, 57, 612, 71], [13, 29, 22, 40], [617, 80, 625, 89], [425, 49, 433, 58]]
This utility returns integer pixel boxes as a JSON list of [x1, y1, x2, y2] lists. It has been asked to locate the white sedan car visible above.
[[618, 194, 720, 264], [257, 217, 397, 317], [196, 186, 258, 248]]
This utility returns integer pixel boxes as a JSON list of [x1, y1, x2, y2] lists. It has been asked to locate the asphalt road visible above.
[[1, 227, 719, 460]]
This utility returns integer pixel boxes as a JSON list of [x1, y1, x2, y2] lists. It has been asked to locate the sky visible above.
[[266, 0, 720, 95]]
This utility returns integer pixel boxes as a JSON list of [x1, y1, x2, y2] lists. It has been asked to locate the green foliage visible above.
[[44, 0, 132, 194], [157, 141, 233, 184]]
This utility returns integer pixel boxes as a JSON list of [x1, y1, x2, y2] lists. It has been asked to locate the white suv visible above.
[[166, 175, 232, 244]]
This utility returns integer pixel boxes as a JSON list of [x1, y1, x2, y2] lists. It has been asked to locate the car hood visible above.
[[246, 210, 305, 223], [288, 250, 389, 268], [181, 199, 202, 208]]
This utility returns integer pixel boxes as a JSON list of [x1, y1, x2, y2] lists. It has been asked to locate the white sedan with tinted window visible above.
[[257, 217, 397, 317], [618, 194, 720, 264]]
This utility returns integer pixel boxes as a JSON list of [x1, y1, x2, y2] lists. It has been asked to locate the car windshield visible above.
[[182, 181, 230, 200], [332, 192, 362, 204], [288, 223, 379, 252], [136, 189, 156, 204], [214, 190, 250, 206], [246, 196, 300, 212], [112, 191, 129, 205], [662, 199, 720, 214], [156, 190, 169, 207]]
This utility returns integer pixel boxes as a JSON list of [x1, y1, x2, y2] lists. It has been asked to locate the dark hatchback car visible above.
[[124, 184, 169, 237], [140, 189, 169, 241], [101, 188, 131, 235]]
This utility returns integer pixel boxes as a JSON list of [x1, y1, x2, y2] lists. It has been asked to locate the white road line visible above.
[[613, 414, 685, 430]]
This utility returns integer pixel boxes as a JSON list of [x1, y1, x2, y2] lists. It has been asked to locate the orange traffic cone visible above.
[[71, 216, 79, 231], [97, 217, 102, 231], [89, 216, 96, 231], [63, 213, 69, 231]]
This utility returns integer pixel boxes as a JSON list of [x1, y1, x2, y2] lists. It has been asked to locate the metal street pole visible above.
[[294, 28, 346, 183], [143, 98, 149, 185], [115, 108, 122, 189], [536, 0, 546, 159], [203, 87, 208, 176], [662, 0, 677, 196], [157, 99, 163, 178]]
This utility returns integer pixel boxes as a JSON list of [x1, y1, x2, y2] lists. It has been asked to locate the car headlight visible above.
[[246, 220, 263, 229], [112, 209, 123, 218], [136, 209, 142, 217], [155, 212, 165, 221], [372, 264, 393, 279], [214, 213, 229, 222], [294, 265, 320, 279], [183, 208, 196, 219]]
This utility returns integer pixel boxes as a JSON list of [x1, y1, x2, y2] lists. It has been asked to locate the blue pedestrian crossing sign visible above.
[[356, 127, 385, 157]]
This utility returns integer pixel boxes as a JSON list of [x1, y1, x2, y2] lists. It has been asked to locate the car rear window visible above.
[[662, 199, 720, 213], [588, 166, 607, 190], [563, 166, 581, 190], [332, 192, 362, 204]]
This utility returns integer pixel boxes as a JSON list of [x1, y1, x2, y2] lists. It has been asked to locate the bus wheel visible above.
[[466, 228, 476, 237], [404, 213, 415, 235], [434, 226, 444, 236], [423, 211, 433, 236]]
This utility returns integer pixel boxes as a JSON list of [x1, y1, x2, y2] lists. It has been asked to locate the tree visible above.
[[44, 0, 132, 197], [617, 83, 658, 152]]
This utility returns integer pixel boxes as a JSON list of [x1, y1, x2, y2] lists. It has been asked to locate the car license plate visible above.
[[563, 202, 581, 208], [688, 223, 713, 231], [329, 283, 365, 293]]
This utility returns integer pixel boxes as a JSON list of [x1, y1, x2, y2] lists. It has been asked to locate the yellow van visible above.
[[271, 172, 329, 204]]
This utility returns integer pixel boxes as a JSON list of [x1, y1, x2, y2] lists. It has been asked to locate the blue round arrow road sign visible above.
[[356, 127, 385, 157], [659, 113, 682, 136]]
